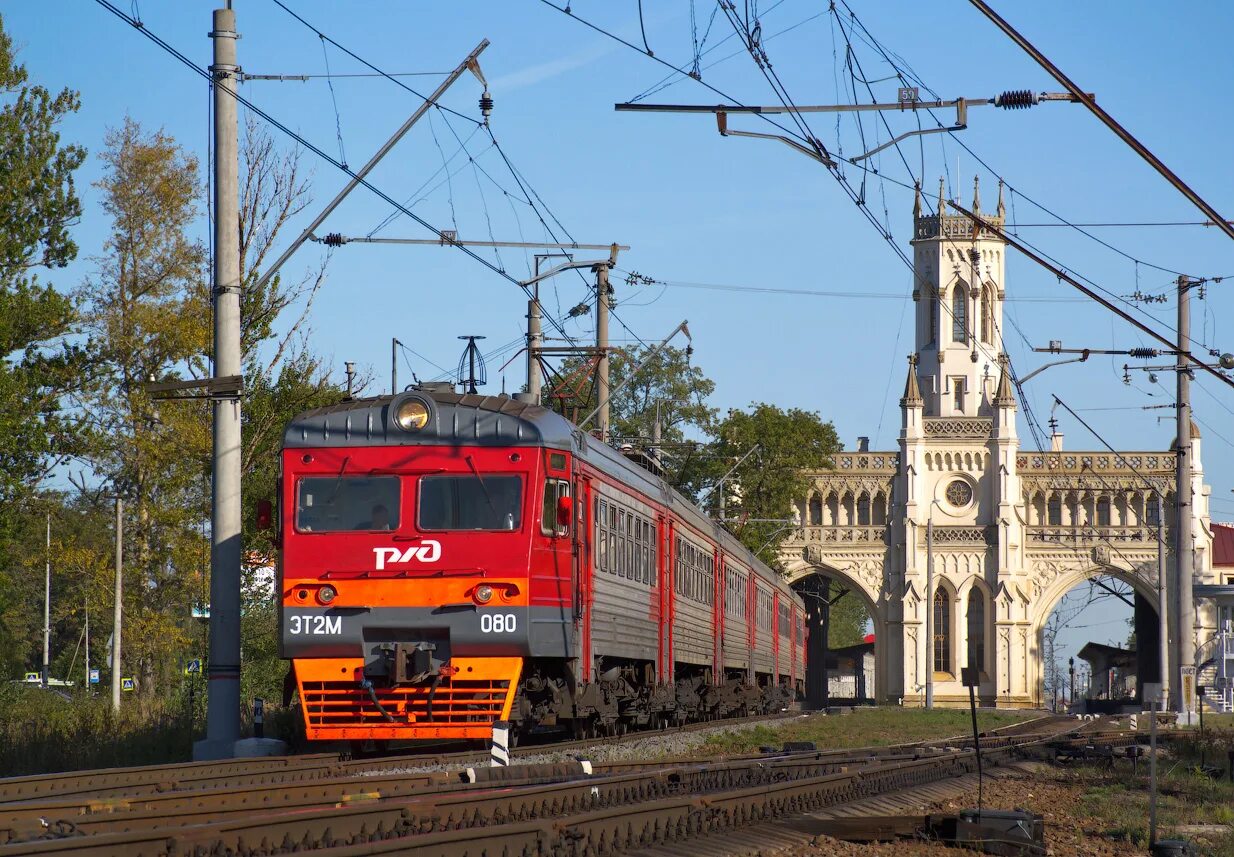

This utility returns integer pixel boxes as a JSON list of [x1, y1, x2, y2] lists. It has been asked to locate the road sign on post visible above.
[[89, 668, 100, 685], [121, 677, 135, 692], [185, 659, 202, 676]]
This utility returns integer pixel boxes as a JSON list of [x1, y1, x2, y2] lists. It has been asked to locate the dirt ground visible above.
[[756, 767, 1202, 856]]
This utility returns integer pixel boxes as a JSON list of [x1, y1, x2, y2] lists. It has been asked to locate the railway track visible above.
[[0, 714, 1136, 856], [0, 708, 808, 806]]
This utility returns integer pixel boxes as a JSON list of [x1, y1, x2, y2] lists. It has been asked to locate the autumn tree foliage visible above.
[[0, 14, 89, 673]]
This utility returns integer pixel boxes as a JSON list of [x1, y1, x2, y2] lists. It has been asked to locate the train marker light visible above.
[[556, 495, 573, 527], [255, 498, 273, 530], [474, 584, 494, 604], [394, 398, 430, 431], [317, 584, 338, 604]]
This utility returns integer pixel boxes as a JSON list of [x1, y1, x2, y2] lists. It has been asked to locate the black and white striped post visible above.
[[490, 720, 511, 767]]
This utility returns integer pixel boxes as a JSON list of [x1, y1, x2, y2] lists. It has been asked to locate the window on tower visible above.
[[928, 285, 939, 346], [980, 285, 994, 344], [952, 377, 965, 413], [933, 587, 952, 675], [967, 589, 986, 673], [952, 284, 967, 343]]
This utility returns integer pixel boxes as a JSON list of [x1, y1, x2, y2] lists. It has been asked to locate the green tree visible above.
[[544, 344, 716, 482], [75, 118, 210, 694], [700, 404, 869, 644], [0, 15, 90, 674], [698, 403, 841, 563]]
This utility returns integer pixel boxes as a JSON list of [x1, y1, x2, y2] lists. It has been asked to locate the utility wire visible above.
[[267, 0, 481, 127], [269, 0, 592, 320], [92, 0, 580, 345]]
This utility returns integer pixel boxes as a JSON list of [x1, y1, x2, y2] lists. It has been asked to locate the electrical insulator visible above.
[[995, 90, 1038, 109], [322, 232, 346, 247], [479, 91, 493, 120], [1127, 347, 1159, 359]]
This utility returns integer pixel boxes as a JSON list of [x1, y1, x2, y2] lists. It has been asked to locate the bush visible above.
[[0, 683, 192, 776]]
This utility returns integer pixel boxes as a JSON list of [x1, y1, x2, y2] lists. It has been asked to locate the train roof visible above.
[[284, 391, 576, 451], [284, 388, 799, 601]]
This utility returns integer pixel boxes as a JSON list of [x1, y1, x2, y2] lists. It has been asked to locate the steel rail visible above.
[[0, 709, 809, 806], [0, 719, 1117, 855]]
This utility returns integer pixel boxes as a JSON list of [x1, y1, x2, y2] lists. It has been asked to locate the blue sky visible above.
[[8, 3, 1234, 665]]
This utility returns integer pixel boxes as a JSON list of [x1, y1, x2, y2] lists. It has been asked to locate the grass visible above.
[[1074, 767, 1234, 855], [0, 684, 193, 776], [0, 683, 301, 777], [695, 707, 1041, 756]]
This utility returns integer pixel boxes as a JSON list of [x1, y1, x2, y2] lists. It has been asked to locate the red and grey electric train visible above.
[[278, 388, 805, 743]]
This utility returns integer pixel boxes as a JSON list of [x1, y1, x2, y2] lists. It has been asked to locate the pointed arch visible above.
[[1047, 493, 1062, 526], [928, 284, 939, 347], [967, 587, 987, 672], [1096, 495, 1111, 527], [872, 491, 887, 525], [856, 492, 871, 526], [951, 283, 968, 343], [1031, 492, 1046, 526], [980, 283, 995, 344], [933, 584, 953, 675], [808, 493, 823, 526]]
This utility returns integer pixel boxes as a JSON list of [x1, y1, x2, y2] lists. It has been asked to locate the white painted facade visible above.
[[781, 180, 1217, 708]]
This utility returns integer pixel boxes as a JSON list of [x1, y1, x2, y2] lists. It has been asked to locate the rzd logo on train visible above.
[[373, 540, 442, 569]]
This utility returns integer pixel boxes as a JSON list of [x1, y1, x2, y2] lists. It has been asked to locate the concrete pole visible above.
[[594, 263, 611, 442], [650, 401, 661, 466], [84, 595, 90, 695], [1157, 495, 1170, 706], [1176, 275, 1195, 718], [200, 5, 243, 759], [526, 287, 542, 401], [43, 512, 50, 688], [112, 496, 122, 711], [926, 515, 934, 709]]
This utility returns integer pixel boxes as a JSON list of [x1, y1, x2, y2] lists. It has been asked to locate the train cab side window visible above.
[[296, 475, 401, 532], [541, 479, 571, 537]]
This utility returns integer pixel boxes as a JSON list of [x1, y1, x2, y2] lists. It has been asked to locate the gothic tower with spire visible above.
[[893, 176, 1027, 705], [783, 174, 1215, 714], [909, 177, 1009, 417]]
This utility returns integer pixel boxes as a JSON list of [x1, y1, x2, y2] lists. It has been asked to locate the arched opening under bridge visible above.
[[1033, 567, 1162, 714], [787, 565, 881, 709]]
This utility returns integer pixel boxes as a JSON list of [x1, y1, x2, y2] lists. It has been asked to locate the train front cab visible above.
[[279, 398, 577, 743]]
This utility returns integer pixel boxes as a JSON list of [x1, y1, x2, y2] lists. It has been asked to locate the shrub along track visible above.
[[0, 714, 1138, 856]]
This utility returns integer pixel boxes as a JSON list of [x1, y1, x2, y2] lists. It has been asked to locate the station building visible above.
[[781, 179, 1218, 709]]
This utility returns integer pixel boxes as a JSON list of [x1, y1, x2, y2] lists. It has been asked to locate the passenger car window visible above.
[[419, 475, 523, 531], [296, 476, 401, 532]]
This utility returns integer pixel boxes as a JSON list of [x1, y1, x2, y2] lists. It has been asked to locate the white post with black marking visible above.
[[490, 720, 511, 767]]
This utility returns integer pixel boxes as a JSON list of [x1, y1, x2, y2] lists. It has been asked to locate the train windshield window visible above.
[[419, 475, 523, 531], [296, 476, 401, 532]]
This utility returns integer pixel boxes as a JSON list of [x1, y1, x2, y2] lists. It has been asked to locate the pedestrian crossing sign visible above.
[[184, 659, 201, 676], [121, 677, 135, 692]]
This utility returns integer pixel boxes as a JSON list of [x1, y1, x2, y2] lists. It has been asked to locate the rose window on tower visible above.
[[945, 479, 973, 508]]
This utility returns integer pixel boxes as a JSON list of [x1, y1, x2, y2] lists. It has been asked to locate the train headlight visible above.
[[317, 584, 338, 604], [394, 398, 430, 431], [474, 584, 494, 605]]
